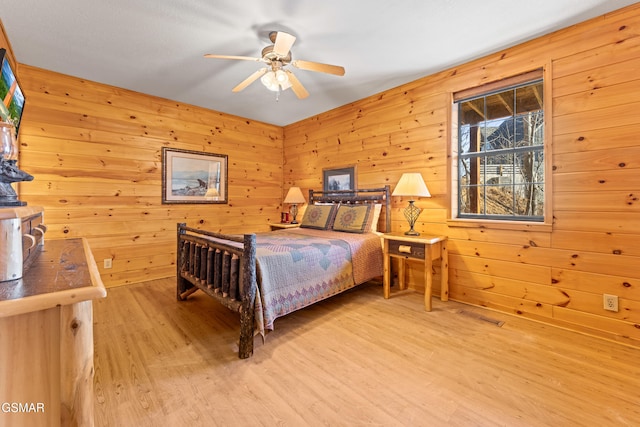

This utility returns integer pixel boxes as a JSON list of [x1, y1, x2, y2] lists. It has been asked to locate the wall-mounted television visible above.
[[0, 48, 25, 138]]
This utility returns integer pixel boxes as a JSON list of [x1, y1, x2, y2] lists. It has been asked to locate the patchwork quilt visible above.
[[253, 228, 383, 334]]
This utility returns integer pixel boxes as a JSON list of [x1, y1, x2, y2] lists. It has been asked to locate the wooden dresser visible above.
[[0, 238, 106, 427]]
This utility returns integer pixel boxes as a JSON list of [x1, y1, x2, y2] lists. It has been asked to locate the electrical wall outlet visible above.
[[104, 258, 113, 269], [603, 294, 619, 312]]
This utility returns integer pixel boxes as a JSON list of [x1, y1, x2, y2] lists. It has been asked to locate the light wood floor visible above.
[[93, 278, 640, 426]]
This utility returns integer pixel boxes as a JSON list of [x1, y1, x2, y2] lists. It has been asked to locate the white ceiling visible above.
[[1, 0, 637, 126]]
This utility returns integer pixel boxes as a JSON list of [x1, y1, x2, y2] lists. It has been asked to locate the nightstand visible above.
[[268, 222, 301, 231], [382, 232, 448, 311]]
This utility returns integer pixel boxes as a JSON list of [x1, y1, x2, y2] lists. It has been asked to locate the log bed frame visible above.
[[176, 185, 390, 358]]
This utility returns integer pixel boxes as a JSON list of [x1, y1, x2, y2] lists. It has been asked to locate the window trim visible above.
[[447, 64, 553, 232], [453, 69, 543, 102]]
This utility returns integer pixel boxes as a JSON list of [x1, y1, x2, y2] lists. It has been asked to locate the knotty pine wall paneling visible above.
[[16, 66, 283, 287], [283, 3, 640, 346]]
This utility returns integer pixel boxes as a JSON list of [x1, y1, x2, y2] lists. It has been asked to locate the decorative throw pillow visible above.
[[332, 204, 373, 233], [300, 204, 337, 230]]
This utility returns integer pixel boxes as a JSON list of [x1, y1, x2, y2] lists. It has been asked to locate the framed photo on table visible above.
[[162, 147, 228, 204], [323, 165, 357, 192]]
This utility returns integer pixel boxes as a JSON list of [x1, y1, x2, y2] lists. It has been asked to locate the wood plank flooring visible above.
[[93, 278, 640, 426]]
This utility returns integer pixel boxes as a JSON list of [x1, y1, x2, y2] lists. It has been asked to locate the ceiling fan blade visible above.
[[284, 70, 309, 99], [232, 68, 267, 92], [291, 59, 345, 76], [273, 32, 296, 57], [204, 54, 264, 62]]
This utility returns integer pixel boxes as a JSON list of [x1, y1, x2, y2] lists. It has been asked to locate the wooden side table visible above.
[[268, 222, 301, 231], [382, 232, 448, 311]]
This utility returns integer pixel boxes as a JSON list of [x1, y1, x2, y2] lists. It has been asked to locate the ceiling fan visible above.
[[204, 31, 345, 99]]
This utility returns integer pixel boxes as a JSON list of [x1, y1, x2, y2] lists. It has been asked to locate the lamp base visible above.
[[403, 200, 422, 236], [290, 203, 299, 224]]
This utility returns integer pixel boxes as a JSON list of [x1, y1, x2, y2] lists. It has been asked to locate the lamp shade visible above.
[[392, 173, 431, 198], [284, 186, 306, 204]]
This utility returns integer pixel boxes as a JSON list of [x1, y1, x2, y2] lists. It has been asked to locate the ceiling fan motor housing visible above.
[[261, 45, 291, 64]]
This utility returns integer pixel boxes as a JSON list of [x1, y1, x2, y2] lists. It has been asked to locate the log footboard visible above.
[[176, 223, 257, 359]]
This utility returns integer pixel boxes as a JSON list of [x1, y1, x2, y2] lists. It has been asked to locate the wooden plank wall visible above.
[[4, 4, 639, 345], [283, 4, 640, 346], [14, 66, 283, 287]]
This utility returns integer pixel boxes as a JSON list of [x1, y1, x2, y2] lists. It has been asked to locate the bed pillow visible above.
[[300, 204, 338, 230], [332, 204, 373, 233], [369, 203, 382, 232]]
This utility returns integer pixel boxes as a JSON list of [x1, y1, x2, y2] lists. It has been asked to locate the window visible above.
[[455, 70, 544, 221]]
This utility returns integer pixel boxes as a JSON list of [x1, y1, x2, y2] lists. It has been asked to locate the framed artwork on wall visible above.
[[162, 147, 228, 204], [323, 165, 357, 192]]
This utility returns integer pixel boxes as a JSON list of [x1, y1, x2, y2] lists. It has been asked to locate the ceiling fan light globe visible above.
[[260, 71, 275, 85], [275, 69, 288, 83], [260, 71, 280, 91], [280, 79, 292, 91]]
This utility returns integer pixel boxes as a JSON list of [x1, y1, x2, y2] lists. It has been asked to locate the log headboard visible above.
[[308, 185, 391, 232]]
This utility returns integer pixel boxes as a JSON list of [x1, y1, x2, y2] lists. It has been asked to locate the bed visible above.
[[176, 186, 390, 358]]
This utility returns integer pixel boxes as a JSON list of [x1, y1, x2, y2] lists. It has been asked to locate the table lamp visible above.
[[284, 186, 306, 224], [392, 173, 431, 235]]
